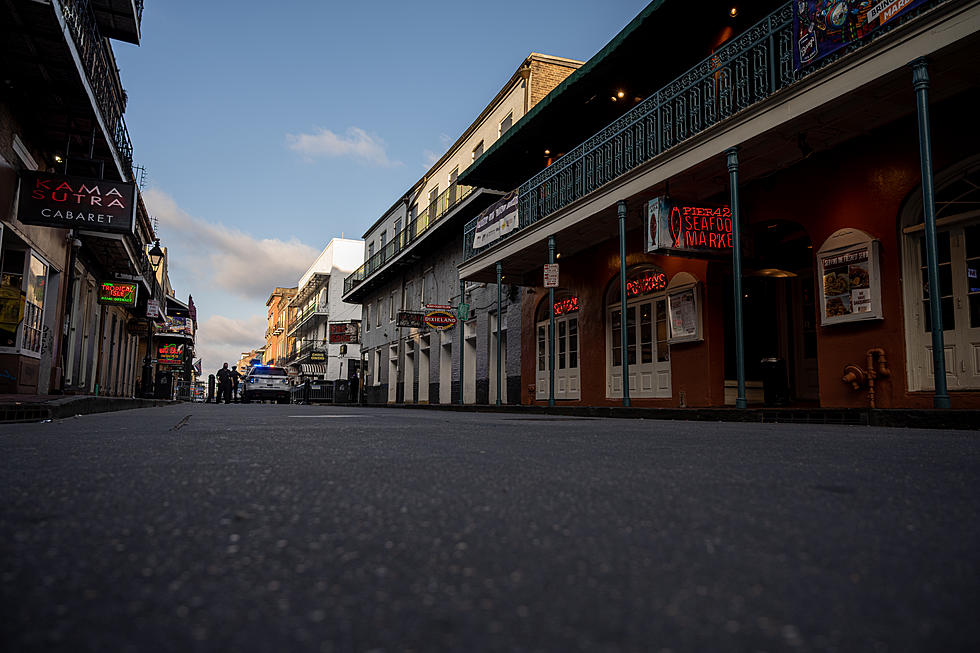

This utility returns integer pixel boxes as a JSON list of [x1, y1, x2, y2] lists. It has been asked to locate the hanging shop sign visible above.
[[647, 196, 732, 254], [156, 343, 185, 366], [544, 263, 559, 288], [794, 0, 929, 70], [553, 296, 579, 317], [328, 321, 359, 343], [17, 171, 136, 234], [472, 191, 519, 249], [817, 228, 883, 325], [424, 310, 458, 331], [98, 281, 138, 306], [397, 310, 427, 329], [309, 351, 326, 362], [164, 315, 194, 337]]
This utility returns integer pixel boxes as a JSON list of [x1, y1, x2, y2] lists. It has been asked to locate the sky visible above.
[[113, 0, 652, 373]]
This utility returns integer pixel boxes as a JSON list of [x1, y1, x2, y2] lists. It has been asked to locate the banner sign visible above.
[[328, 321, 359, 343], [647, 196, 732, 254], [310, 351, 326, 362], [164, 315, 194, 337], [156, 343, 184, 366], [17, 171, 136, 234], [397, 310, 427, 329], [794, 0, 929, 69], [424, 310, 457, 331], [98, 281, 137, 306], [472, 191, 519, 250]]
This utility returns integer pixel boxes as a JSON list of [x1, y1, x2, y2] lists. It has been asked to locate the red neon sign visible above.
[[554, 296, 579, 316], [626, 271, 667, 297], [669, 204, 732, 250]]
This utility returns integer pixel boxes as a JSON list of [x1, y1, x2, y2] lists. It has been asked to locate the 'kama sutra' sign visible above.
[[647, 196, 732, 254], [17, 171, 136, 234]]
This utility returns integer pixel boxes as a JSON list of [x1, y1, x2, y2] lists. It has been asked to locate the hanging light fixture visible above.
[[148, 239, 165, 272]]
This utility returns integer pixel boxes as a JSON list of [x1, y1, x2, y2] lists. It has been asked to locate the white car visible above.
[[241, 366, 291, 404]]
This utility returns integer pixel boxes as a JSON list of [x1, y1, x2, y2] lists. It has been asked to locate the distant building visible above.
[[265, 287, 297, 367]]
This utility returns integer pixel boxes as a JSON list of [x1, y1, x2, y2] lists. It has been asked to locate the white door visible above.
[[909, 222, 980, 389], [607, 298, 671, 398], [535, 314, 580, 400]]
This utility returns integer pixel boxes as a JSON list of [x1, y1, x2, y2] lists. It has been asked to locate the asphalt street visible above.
[[1, 404, 978, 652]]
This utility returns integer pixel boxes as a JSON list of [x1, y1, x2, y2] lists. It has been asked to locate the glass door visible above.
[[536, 315, 580, 400], [608, 298, 670, 398]]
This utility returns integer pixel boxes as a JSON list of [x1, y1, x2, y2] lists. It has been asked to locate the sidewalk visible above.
[[0, 394, 176, 424]]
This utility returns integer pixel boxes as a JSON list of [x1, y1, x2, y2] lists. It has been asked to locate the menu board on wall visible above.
[[667, 283, 703, 343], [817, 229, 883, 325]]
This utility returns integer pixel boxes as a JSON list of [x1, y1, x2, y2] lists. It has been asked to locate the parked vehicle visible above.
[[241, 366, 291, 404]]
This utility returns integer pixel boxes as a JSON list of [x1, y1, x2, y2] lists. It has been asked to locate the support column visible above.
[[618, 200, 630, 407], [496, 261, 502, 406], [726, 148, 747, 409], [911, 58, 951, 409], [548, 236, 556, 407], [459, 279, 465, 406]]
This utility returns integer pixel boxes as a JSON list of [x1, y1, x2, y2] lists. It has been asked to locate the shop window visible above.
[[0, 249, 26, 348], [22, 255, 48, 354], [499, 111, 513, 137], [472, 140, 484, 162]]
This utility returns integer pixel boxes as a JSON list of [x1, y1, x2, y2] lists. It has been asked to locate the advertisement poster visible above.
[[794, 0, 929, 69], [821, 247, 871, 319], [472, 191, 519, 250], [164, 315, 194, 337], [668, 287, 700, 341]]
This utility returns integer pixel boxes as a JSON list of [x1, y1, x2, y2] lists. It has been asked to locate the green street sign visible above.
[[457, 303, 470, 321]]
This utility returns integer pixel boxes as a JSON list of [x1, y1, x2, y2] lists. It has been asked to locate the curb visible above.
[[0, 397, 178, 424]]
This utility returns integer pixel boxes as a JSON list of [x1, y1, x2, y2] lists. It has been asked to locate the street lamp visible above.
[[148, 239, 165, 272]]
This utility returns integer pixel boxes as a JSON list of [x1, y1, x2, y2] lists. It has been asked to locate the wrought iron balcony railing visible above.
[[55, 0, 135, 178], [287, 303, 328, 337], [463, 1, 950, 262], [344, 183, 475, 295]]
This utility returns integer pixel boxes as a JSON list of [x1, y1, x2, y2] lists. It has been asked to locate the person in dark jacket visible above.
[[216, 363, 233, 404], [230, 367, 242, 402]]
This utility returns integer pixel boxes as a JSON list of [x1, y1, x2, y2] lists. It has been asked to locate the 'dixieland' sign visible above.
[[17, 172, 136, 234]]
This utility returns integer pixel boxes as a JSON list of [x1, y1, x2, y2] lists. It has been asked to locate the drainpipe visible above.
[[548, 236, 556, 407], [618, 200, 630, 407], [727, 147, 747, 409], [496, 261, 502, 406], [911, 58, 950, 409]]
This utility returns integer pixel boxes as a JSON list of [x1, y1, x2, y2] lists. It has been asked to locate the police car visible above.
[[240, 365, 291, 404]]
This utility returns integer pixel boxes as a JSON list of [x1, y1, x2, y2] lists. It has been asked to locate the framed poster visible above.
[[817, 228, 883, 325], [667, 278, 703, 343]]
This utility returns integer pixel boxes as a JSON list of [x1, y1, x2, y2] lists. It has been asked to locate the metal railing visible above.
[[462, 0, 948, 262], [344, 183, 475, 295], [287, 303, 328, 336], [56, 0, 135, 178]]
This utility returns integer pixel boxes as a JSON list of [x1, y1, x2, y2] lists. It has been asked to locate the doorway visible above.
[[535, 294, 580, 401]]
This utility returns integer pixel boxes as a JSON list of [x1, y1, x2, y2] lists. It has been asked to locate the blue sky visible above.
[[113, 0, 651, 371]]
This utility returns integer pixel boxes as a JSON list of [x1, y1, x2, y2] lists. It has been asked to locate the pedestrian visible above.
[[348, 366, 359, 403], [216, 363, 233, 404], [230, 366, 242, 402]]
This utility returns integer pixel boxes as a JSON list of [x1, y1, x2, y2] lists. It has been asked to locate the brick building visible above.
[[265, 287, 296, 367]]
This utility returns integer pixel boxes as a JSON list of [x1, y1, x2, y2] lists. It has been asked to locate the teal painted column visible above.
[[618, 200, 631, 407], [458, 279, 465, 406], [548, 236, 556, 407], [911, 58, 951, 409], [726, 148, 747, 409], [496, 261, 503, 406]]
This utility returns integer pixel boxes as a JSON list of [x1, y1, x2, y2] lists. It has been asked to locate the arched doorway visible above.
[[901, 156, 980, 391], [534, 291, 580, 400], [604, 265, 671, 399]]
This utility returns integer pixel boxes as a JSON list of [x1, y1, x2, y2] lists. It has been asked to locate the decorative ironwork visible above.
[[55, 0, 136, 179]]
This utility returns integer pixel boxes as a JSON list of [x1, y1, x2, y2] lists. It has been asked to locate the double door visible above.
[[536, 314, 580, 400], [607, 298, 671, 398]]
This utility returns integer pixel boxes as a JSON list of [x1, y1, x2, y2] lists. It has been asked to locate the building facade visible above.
[[460, 0, 980, 410], [343, 54, 581, 405], [284, 238, 363, 381], [265, 287, 296, 367], [1, 0, 176, 398]]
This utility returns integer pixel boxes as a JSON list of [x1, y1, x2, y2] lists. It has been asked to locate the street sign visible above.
[[425, 303, 453, 310], [457, 303, 470, 321], [544, 263, 559, 288]]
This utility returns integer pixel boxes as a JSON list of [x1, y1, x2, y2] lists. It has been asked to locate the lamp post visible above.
[[142, 239, 165, 398]]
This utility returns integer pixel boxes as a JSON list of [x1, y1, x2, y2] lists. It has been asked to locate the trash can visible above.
[[333, 378, 350, 404], [760, 357, 788, 405]]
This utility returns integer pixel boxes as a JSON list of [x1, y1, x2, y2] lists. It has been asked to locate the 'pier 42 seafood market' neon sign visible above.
[[646, 196, 732, 254]]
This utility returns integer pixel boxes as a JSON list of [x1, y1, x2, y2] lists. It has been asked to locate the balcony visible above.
[[462, 0, 956, 268], [90, 0, 143, 45], [344, 183, 476, 296], [286, 303, 329, 337], [54, 0, 136, 177]]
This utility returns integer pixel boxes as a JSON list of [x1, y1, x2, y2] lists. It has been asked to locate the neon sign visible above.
[[98, 281, 138, 305], [647, 197, 732, 253], [157, 343, 184, 365], [554, 296, 579, 316], [626, 271, 667, 297]]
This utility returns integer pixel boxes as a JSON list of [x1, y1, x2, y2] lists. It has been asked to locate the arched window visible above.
[[605, 265, 671, 399], [901, 156, 980, 391]]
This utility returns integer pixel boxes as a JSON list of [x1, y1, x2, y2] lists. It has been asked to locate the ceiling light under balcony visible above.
[[730, 7, 738, 18]]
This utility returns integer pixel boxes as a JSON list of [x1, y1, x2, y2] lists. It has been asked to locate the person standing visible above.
[[216, 363, 233, 404], [230, 366, 242, 402]]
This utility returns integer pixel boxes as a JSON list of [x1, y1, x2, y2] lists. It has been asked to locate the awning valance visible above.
[[299, 364, 327, 377]]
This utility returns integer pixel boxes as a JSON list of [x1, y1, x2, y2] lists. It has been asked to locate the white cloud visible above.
[[195, 314, 267, 374], [285, 126, 399, 167], [143, 188, 319, 299]]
